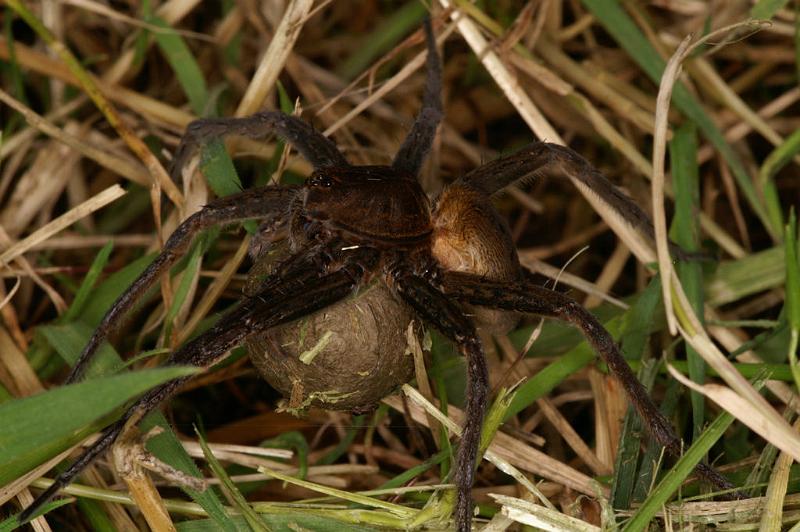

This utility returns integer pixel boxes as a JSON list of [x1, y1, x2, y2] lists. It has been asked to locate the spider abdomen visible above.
[[431, 183, 521, 333]]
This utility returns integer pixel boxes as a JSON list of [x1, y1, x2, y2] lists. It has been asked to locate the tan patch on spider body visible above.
[[431, 184, 522, 334]]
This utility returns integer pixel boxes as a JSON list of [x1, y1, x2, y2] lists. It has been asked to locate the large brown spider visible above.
[[22, 20, 734, 530]]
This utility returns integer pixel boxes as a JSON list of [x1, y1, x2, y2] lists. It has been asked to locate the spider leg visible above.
[[66, 186, 299, 384], [22, 247, 376, 522], [439, 270, 738, 495], [457, 142, 657, 237], [391, 267, 487, 532], [172, 111, 350, 176], [392, 19, 443, 177]]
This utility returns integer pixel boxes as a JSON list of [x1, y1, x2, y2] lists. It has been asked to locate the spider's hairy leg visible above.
[[439, 271, 739, 495], [392, 266, 487, 532], [457, 142, 657, 241], [172, 111, 350, 176], [392, 19, 443, 177], [66, 186, 299, 384], [21, 247, 377, 523]]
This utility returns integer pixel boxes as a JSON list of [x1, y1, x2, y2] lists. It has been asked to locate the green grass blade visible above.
[[759, 128, 800, 231], [261, 431, 309, 480], [0, 367, 197, 485], [258, 468, 415, 518], [39, 322, 123, 379], [75, 496, 116, 532], [176, 514, 380, 532], [336, 1, 428, 80], [198, 140, 258, 234], [751, 0, 791, 19], [200, 139, 244, 197], [610, 359, 660, 510], [630, 377, 682, 503], [622, 407, 735, 531], [379, 450, 448, 491], [142, 13, 209, 115], [43, 276, 237, 528], [62, 242, 114, 322], [141, 414, 238, 531], [197, 428, 269, 532], [506, 344, 595, 420], [611, 276, 663, 510], [669, 123, 706, 437], [163, 242, 203, 341], [80, 252, 155, 327], [581, 0, 777, 238], [0, 499, 72, 531], [620, 275, 662, 361], [253, 80, 293, 188], [706, 246, 786, 307], [317, 415, 364, 465], [784, 209, 800, 391], [506, 313, 625, 419]]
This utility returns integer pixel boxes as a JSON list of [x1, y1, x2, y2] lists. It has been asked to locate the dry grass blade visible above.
[[6, 0, 183, 207], [758, 416, 800, 531], [0, 277, 21, 313], [383, 389, 599, 498], [0, 89, 148, 186], [0, 39, 195, 128], [112, 424, 177, 532], [0, 447, 79, 506], [668, 363, 800, 461], [236, 0, 314, 116], [401, 385, 555, 509], [323, 22, 458, 137], [0, 185, 126, 264], [491, 493, 601, 531], [179, 440, 293, 460], [438, 0, 560, 141], [652, 21, 768, 334], [652, 33, 691, 335], [258, 466, 416, 517]]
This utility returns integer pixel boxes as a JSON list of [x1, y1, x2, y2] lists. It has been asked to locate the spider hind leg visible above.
[[439, 270, 739, 495], [392, 266, 488, 532]]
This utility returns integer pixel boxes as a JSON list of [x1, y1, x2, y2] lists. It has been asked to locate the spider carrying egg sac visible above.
[[242, 179, 525, 415], [244, 240, 415, 413]]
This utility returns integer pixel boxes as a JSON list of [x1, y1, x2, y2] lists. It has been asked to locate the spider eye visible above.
[[308, 174, 333, 188]]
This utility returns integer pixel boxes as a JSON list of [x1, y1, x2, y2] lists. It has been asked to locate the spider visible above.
[[21, 20, 735, 531]]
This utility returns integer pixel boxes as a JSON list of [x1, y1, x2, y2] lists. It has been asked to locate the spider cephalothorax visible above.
[[22, 19, 736, 531]]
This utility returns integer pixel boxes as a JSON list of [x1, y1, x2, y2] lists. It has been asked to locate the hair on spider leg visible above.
[[21, 17, 740, 531]]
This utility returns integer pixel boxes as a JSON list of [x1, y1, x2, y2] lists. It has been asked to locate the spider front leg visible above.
[[392, 19, 443, 177], [439, 271, 738, 495], [392, 267, 488, 532], [21, 247, 376, 522], [66, 185, 299, 383], [171, 111, 350, 177], [67, 97, 355, 382]]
